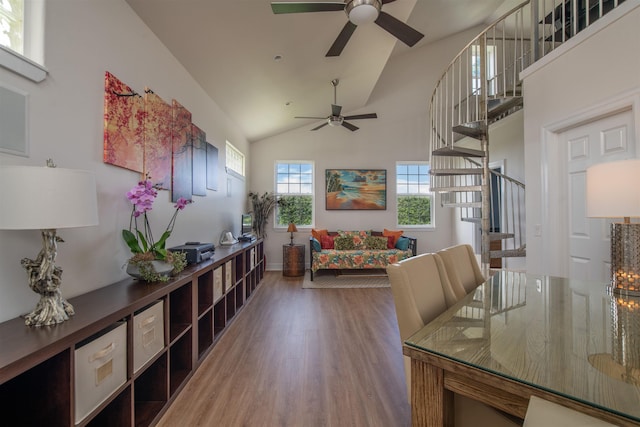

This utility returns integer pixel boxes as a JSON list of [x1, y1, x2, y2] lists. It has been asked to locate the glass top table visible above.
[[404, 270, 640, 426]]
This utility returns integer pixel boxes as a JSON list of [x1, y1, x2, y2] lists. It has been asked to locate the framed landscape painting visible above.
[[325, 169, 386, 210]]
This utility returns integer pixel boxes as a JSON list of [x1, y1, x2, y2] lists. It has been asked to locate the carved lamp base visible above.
[[21, 229, 75, 327]]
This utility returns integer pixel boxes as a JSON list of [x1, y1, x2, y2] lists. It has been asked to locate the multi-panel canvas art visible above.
[[103, 72, 221, 202]]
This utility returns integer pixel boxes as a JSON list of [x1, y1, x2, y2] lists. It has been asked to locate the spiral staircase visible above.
[[429, 0, 626, 266]]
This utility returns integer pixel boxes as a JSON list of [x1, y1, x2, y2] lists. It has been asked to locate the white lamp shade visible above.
[[586, 159, 640, 218], [0, 165, 99, 229]]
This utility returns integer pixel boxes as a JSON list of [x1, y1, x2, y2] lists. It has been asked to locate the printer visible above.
[[168, 242, 215, 265]]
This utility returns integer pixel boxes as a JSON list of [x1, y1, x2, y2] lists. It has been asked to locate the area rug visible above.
[[302, 269, 390, 289]]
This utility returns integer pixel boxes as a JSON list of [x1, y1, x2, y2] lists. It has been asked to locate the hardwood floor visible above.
[[157, 271, 411, 427]]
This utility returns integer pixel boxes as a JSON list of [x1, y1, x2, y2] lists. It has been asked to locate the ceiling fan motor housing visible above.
[[328, 116, 344, 127], [346, 0, 381, 25]]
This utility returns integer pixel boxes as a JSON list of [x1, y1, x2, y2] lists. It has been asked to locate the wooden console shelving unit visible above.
[[0, 239, 264, 427]]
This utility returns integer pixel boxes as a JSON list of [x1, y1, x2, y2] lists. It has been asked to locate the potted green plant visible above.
[[248, 191, 276, 239], [122, 179, 188, 281]]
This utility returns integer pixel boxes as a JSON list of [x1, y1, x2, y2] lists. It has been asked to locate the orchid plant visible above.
[[122, 179, 190, 281]]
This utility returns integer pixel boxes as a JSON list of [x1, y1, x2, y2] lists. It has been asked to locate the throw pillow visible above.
[[383, 228, 404, 246], [334, 236, 356, 250], [395, 236, 410, 251], [312, 228, 328, 241], [320, 235, 335, 249], [311, 238, 321, 252], [338, 230, 370, 249], [364, 236, 388, 250], [386, 235, 395, 249]]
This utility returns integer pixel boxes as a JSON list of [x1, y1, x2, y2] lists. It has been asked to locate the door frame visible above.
[[540, 89, 640, 277]]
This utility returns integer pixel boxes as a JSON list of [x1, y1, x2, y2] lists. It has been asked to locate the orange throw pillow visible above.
[[312, 228, 328, 241], [383, 229, 404, 246]]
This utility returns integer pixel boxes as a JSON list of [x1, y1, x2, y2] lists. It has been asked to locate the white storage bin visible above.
[[74, 322, 127, 424], [214, 266, 223, 302], [133, 300, 165, 373], [225, 260, 233, 288]]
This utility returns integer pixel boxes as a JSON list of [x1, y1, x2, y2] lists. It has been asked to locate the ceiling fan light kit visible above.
[[346, 0, 381, 25], [328, 116, 344, 127]]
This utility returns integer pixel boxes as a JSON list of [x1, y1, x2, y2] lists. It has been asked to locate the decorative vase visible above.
[[126, 260, 174, 280]]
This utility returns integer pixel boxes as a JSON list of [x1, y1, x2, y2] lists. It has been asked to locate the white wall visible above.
[[0, 0, 249, 322], [522, 1, 640, 275], [251, 25, 488, 270]]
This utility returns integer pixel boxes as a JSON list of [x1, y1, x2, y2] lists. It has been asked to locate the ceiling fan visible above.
[[296, 79, 377, 131], [271, 0, 424, 57]]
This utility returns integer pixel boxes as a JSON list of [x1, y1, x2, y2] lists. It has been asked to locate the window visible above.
[[0, 0, 46, 82], [0, 0, 23, 54], [275, 161, 313, 228], [225, 141, 245, 177], [396, 162, 434, 227], [471, 44, 496, 96]]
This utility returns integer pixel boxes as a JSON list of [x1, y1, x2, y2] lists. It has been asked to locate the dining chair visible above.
[[523, 396, 616, 426], [387, 253, 458, 398], [437, 243, 486, 300], [387, 253, 519, 427]]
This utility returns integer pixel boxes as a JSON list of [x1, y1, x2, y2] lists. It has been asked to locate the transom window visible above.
[[275, 161, 313, 227], [396, 162, 434, 228], [225, 141, 245, 177], [0, 0, 47, 82], [0, 0, 23, 54]]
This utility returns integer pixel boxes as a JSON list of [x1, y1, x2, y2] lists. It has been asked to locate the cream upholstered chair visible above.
[[437, 243, 486, 300], [387, 253, 458, 400], [523, 396, 616, 427], [387, 253, 518, 427]]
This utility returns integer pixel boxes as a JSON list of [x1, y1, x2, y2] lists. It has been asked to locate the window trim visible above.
[[396, 161, 435, 229], [274, 160, 315, 230]]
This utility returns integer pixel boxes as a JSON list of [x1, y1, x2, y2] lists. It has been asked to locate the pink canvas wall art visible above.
[[171, 100, 193, 203], [144, 90, 172, 190], [103, 71, 144, 172]]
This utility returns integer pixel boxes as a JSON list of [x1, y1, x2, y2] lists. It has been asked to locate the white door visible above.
[[562, 110, 634, 281]]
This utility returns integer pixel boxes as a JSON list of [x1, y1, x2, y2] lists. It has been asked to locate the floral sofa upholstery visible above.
[[309, 230, 417, 280]]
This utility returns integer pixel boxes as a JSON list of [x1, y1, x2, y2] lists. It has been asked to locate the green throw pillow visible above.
[[311, 238, 321, 252], [364, 236, 388, 250], [334, 236, 356, 250]]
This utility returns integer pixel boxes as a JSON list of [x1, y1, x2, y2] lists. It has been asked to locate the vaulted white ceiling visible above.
[[125, 0, 519, 142]]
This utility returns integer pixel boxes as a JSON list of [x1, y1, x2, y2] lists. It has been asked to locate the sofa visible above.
[[309, 229, 417, 280]]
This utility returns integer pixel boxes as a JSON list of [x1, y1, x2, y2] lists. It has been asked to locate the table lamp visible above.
[[586, 158, 640, 296], [0, 160, 99, 326], [287, 222, 298, 245]]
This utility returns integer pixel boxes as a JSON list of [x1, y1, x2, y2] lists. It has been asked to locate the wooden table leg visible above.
[[411, 358, 454, 427]]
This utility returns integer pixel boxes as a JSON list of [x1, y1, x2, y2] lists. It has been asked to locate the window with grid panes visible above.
[[275, 162, 313, 227], [396, 162, 434, 227]]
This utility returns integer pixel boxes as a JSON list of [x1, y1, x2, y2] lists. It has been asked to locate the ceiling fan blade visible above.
[[326, 21, 357, 57], [342, 121, 359, 131], [295, 116, 327, 119], [271, 2, 345, 14], [343, 113, 377, 120], [311, 122, 329, 131], [375, 11, 424, 47], [331, 104, 342, 116], [381, 0, 397, 3]]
